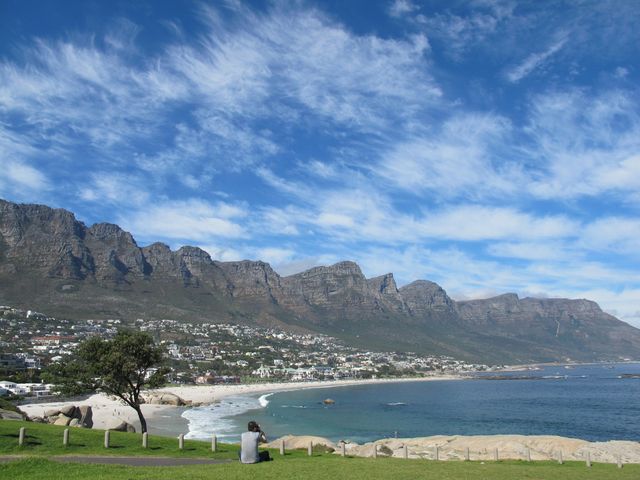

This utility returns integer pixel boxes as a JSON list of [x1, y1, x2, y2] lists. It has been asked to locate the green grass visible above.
[[2, 420, 639, 479], [0, 419, 240, 459], [3, 456, 639, 480]]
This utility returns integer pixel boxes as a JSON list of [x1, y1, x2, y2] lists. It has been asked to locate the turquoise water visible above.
[[183, 363, 640, 443]]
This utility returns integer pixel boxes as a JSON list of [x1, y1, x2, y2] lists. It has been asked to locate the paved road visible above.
[[0, 455, 234, 466]]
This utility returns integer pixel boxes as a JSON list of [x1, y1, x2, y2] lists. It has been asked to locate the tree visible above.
[[45, 330, 168, 433]]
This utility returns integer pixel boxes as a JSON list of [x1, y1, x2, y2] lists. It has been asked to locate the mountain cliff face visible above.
[[1, 198, 640, 363]]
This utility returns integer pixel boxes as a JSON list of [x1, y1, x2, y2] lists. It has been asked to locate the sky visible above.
[[1, 0, 639, 325]]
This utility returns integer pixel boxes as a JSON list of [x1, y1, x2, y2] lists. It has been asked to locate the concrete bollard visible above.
[[341, 442, 346, 457], [617, 454, 623, 469], [434, 445, 439, 461], [464, 447, 470, 461], [18, 427, 25, 446], [178, 434, 184, 450], [104, 430, 110, 449], [525, 447, 531, 462], [280, 439, 285, 456], [585, 451, 591, 468], [494, 448, 498, 461], [558, 450, 563, 464], [142, 432, 148, 448], [308, 441, 313, 456], [373, 444, 378, 459], [403, 444, 408, 459], [211, 434, 217, 453], [63, 428, 69, 447]]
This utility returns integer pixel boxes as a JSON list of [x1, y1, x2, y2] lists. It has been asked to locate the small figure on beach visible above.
[[240, 420, 271, 463]]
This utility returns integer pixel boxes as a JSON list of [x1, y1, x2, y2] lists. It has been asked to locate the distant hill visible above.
[[1, 198, 639, 364]]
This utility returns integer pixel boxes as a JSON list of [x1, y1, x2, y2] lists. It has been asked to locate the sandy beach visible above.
[[20, 375, 462, 436]]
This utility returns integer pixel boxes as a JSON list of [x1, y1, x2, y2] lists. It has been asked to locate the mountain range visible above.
[[1, 198, 639, 364]]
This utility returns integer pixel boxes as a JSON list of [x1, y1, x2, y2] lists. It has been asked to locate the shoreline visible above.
[[158, 374, 464, 404], [19, 375, 463, 436]]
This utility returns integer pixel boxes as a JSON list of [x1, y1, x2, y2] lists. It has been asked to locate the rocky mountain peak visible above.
[[88, 223, 134, 242], [367, 273, 399, 295], [399, 280, 456, 314]]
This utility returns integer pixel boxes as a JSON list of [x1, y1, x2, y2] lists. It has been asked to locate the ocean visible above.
[[181, 363, 640, 444]]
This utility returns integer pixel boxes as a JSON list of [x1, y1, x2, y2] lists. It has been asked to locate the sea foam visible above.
[[182, 393, 271, 440]]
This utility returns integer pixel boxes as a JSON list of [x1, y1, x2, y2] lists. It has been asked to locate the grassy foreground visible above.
[[0, 419, 239, 459], [2, 420, 639, 480]]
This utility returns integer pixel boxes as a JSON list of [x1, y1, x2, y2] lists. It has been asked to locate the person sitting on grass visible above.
[[240, 420, 271, 463]]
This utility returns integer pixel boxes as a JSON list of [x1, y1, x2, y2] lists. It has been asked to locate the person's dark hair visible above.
[[248, 420, 260, 432]]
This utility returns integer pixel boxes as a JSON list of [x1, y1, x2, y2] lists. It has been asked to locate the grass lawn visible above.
[[0, 419, 239, 459], [2, 420, 639, 479]]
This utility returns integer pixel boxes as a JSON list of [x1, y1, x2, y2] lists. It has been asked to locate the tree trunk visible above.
[[134, 405, 147, 433]]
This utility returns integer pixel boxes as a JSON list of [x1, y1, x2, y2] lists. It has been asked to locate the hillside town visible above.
[[0, 305, 495, 399]]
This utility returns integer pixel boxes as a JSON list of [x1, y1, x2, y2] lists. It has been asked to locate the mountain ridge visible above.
[[1, 198, 639, 363]]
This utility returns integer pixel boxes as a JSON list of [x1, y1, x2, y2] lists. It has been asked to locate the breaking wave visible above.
[[182, 393, 272, 441], [259, 393, 274, 407]]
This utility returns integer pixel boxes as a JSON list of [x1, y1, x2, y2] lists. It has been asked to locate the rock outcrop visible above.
[[40, 405, 93, 428], [0, 408, 27, 421], [143, 392, 186, 406], [106, 418, 136, 433], [333, 434, 640, 464]]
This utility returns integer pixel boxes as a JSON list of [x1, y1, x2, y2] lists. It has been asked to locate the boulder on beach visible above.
[[59, 405, 76, 417], [45, 408, 61, 417], [145, 392, 185, 406], [54, 414, 71, 426], [77, 405, 93, 428], [106, 419, 136, 433]]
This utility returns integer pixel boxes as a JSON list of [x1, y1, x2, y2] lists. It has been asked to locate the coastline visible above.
[[157, 374, 463, 404], [19, 375, 463, 436]]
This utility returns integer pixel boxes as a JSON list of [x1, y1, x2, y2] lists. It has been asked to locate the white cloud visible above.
[[505, 36, 567, 82], [119, 199, 247, 242], [199, 244, 245, 262], [79, 173, 150, 207], [376, 113, 520, 199], [169, 4, 439, 128], [388, 0, 418, 18], [581, 217, 640, 255], [487, 241, 578, 261], [0, 4, 441, 190], [4, 162, 49, 191], [614, 66, 629, 78], [417, 206, 578, 241], [525, 89, 640, 199], [414, 2, 514, 58], [255, 247, 296, 265]]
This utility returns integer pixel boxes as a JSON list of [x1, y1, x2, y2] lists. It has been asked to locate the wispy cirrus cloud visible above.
[[118, 198, 248, 243], [524, 88, 640, 199], [375, 113, 519, 199], [505, 35, 567, 83]]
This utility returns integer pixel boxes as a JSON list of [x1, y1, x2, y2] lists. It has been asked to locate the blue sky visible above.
[[1, 0, 640, 325]]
